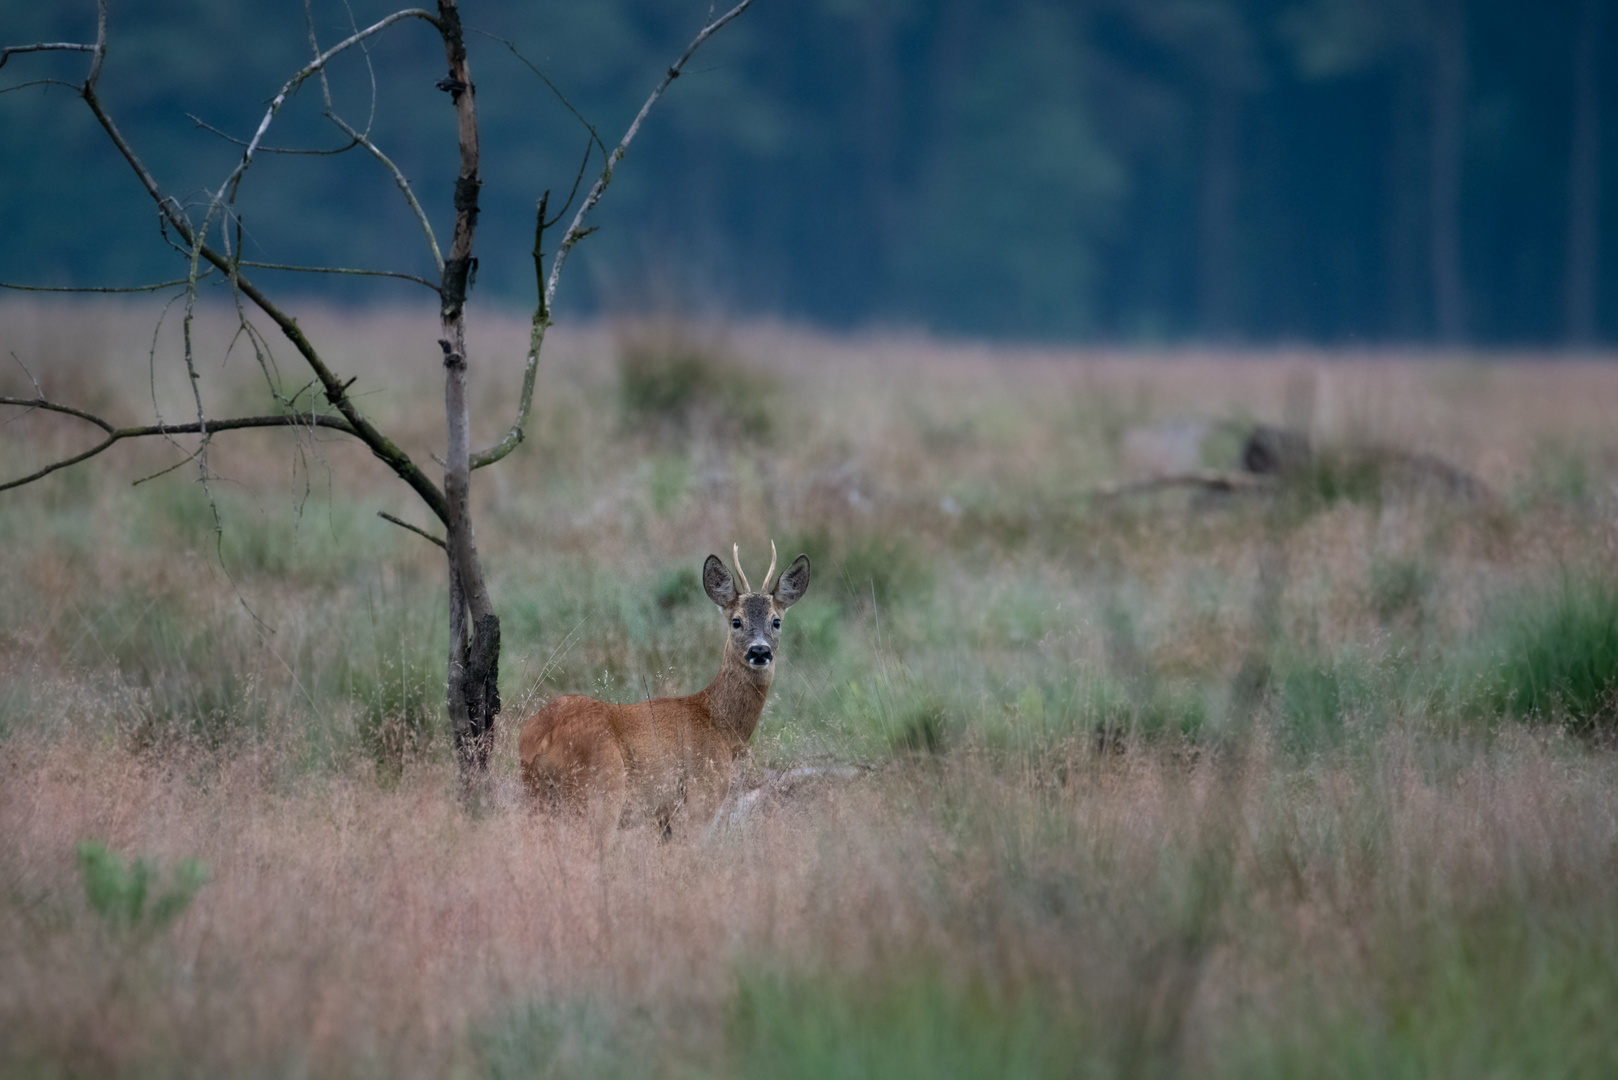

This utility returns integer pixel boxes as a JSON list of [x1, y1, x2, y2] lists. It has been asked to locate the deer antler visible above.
[[732, 543, 753, 594], [762, 539, 778, 593]]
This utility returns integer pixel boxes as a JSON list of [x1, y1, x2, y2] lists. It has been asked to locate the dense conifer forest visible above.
[[2, 0, 1612, 343]]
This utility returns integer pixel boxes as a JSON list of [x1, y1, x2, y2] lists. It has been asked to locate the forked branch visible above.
[[212, 8, 440, 208], [73, 75, 448, 523], [5, 0, 451, 521], [470, 0, 757, 470]]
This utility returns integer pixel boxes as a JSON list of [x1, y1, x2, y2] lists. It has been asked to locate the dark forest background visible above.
[[2, 0, 1613, 345]]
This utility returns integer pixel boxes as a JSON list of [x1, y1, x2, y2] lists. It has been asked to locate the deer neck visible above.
[[699, 649, 772, 749]]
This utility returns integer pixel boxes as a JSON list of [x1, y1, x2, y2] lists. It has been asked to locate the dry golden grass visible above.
[[3, 298, 1618, 1077], [4, 724, 1616, 1078]]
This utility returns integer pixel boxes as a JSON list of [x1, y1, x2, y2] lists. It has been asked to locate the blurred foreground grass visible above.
[[2, 299, 1617, 1078]]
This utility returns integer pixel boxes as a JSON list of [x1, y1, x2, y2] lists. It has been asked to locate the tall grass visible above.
[[1475, 575, 1618, 734], [3, 298, 1618, 1077]]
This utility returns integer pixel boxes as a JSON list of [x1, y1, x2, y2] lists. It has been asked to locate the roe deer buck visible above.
[[519, 542, 811, 837]]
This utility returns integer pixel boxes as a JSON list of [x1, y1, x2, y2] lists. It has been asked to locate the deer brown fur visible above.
[[519, 543, 811, 837]]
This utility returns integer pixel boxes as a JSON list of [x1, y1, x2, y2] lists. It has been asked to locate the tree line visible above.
[[2, 0, 1611, 345]]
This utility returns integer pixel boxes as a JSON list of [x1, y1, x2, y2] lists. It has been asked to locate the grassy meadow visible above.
[[3, 298, 1618, 1078]]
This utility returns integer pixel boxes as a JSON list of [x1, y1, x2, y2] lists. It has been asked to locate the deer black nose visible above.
[[746, 644, 772, 666]]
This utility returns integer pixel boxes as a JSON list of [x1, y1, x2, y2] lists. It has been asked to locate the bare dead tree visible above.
[[0, 0, 756, 803]]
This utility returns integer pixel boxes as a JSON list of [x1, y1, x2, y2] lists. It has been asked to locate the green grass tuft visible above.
[[617, 333, 774, 442], [728, 966, 1084, 1080], [1480, 576, 1618, 734], [76, 840, 207, 934]]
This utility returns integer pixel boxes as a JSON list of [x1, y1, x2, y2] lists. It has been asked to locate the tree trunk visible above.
[[1564, 0, 1602, 346], [435, 0, 501, 804], [1429, 0, 1468, 344]]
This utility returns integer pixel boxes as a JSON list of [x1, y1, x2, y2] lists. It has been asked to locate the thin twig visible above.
[[238, 260, 441, 291], [215, 8, 440, 208], [8, 352, 44, 398], [309, 1, 443, 275], [476, 30, 607, 160], [470, 0, 757, 471], [545, 0, 755, 310], [321, 113, 445, 275], [131, 448, 202, 486], [0, 78, 83, 96], [0, 272, 213, 294], [173, 8, 442, 458], [377, 511, 446, 549], [188, 113, 361, 156], [80, 83, 449, 523]]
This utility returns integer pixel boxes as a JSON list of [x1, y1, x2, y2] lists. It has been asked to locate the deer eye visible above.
[[731, 617, 742, 629], [772, 618, 781, 629]]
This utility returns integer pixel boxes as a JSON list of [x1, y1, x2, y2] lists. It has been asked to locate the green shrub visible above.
[[1089, 678, 1207, 748], [341, 606, 443, 779], [1523, 440, 1595, 508], [1369, 557, 1433, 626], [782, 597, 841, 661], [478, 998, 640, 1080], [76, 840, 207, 934], [728, 966, 1084, 1080], [1273, 658, 1372, 751], [1306, 447, 1385, 507], [786, 529, 933, 615], [653, 564, 701, 611], [95, 596, 269, 750], [617, 333, 773, 442], [890, 694, 950, 755], [1481, 577, 1618, 733]]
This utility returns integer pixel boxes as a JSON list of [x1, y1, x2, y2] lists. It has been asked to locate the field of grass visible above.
[[3, 298, 1617, 1078]]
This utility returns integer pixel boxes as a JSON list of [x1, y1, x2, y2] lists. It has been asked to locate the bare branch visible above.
[[131, 447, 201, 486], [0, 396, 115, 434], [0, 42, 94, 70], [545, 0, 755, 310], [0, 78, 83, 96], [79, 86, 449, 524], [1, 273, 213, 294], [188, 112, 361, 156], [0, 398, 360, 493], [86, 0, 106, 87], [470, 0, 756, 471], [475, 30, 607, 160], [378, 511, 446, 549], [307, 0, 444, 274], [8, 352, 44, 398], [469, 195, 545, 470], [173, 6, 442, 434], [216, 8, 440, 207], [237, 260, 441, 291], [323, 111, 445, 276]]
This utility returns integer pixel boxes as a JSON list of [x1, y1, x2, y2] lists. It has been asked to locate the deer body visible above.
[[519, 544, 810, 837]]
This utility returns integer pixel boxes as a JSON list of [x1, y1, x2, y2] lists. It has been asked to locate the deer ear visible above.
[[702, 554, 737, 608], [771, 554, 811, 608]]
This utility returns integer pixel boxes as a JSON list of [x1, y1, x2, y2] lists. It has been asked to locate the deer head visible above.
[[702, 541, 811, 681]]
